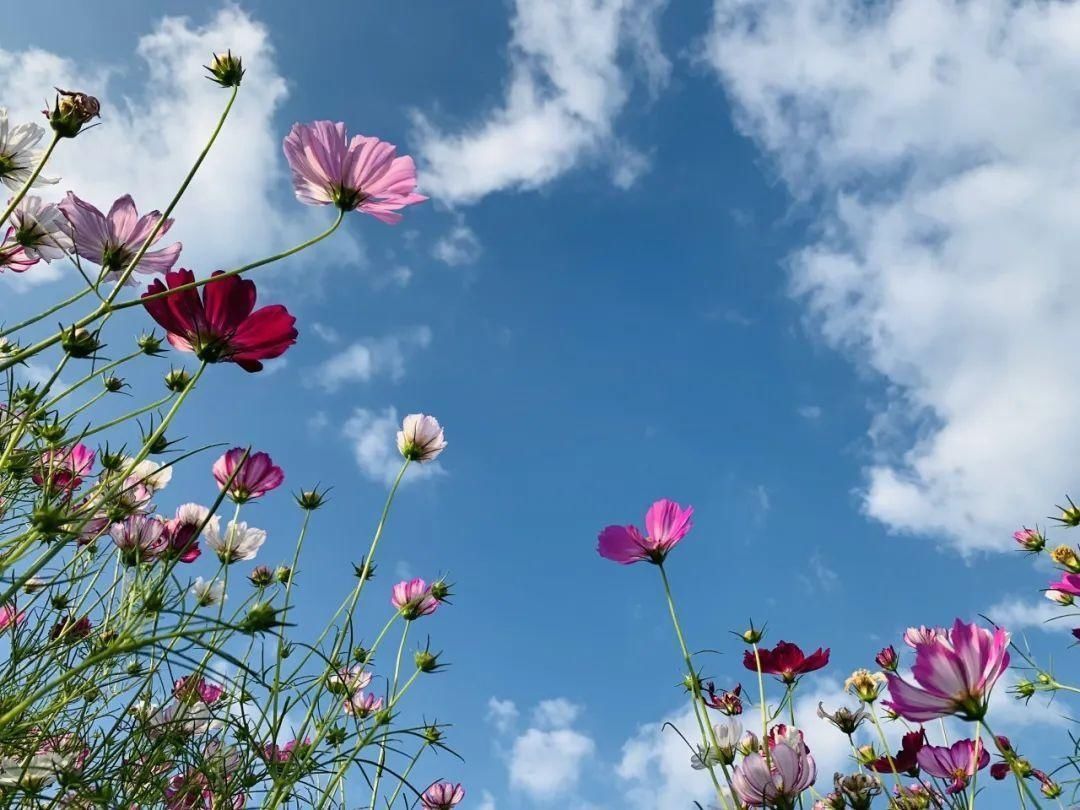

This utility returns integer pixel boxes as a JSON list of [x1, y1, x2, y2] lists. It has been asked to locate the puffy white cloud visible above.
[[0, 7, 360, 292], [341, 406, 445, 486], [412, 0, 669, 204], [509, 726, 595, 799], [616, 706, 718, 809], [705, 0, 1080, 552], [532, 697, 581, 729], [310, 326, 432, 392], [985, 597, 1069, 634]]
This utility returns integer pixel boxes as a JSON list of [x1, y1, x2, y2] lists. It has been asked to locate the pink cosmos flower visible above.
[[884, 619, 1010, 722], [597, 499, 694, 565], [212, 448, 284, 502], [917, 739, 989, 795], [283, 121, 427, 223], [263, 738, 310, 764], [344, 691, 383, 718], [0, 603, 25, 631], [10, 195, 73, 261], [421, 782, 465, 810], [59, 193, 181, 281], [0, 231, 37, 272], [33, 444, 95, 491], [903, 625, 947, 647], [163, 503, 214, 563], [110, 514, 168, 565], [328, 664, 372, 696], [1048, 572, 1080, 597], [173, 676, 224, 706], [1013, 527, 1045, 552], [397, 414, 447, 463], [142, 269, 297, 372], [732, 725, 816, 807], [391, 578, 439, 620]]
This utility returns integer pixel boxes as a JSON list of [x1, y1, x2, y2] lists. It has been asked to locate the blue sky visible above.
[[5, 1, 1080, 807]]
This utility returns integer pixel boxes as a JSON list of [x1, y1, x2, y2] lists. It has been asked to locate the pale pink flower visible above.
[[391, 578, 439, 620], [33, 444, 94, 491], [173, 676, 224, 706], [344, 691, 383, 718], [884, 619, 1010, 722], [212, 448, 284, 502], [58, 192, 181, 282], [328, 664, 372, 696], [732, 725, 816, 807], [421, 782, 465, 810], [902, 625, 947, 648], [9, 195, 73, 261], [110, 514, 168, 564], [597, 499, 694, 564], [283, 121, 427, 223], [204, 520, 266, 564], [397, 413, 447, 463], [917, 739, 989, 795]]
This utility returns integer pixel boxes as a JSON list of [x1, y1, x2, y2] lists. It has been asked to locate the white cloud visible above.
[[0, 7, 360, 293], [487, 697, 520, 734], [341, 406, 445, 486], [985, 597, 1072, 635], [310, 326, 432, 392], [477, 791, 497, 810], [532, 697, 581, 730], [412, 0, 669, 204], [797, 405, 823, 421], [509, 726, 595, 799], [432, 218, 482, 266], [705, 0, 1080, 552], [616, 706, 718, 809]]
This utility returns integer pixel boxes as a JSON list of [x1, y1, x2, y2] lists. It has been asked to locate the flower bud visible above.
[[855, 744, 878, 767], [274, 565, 293, 585], [738, 622, 765, 645], [1045, 589, 1073, 606], [1013, 527, 1046, 553], [415, 647, 444, 673], [249, 565, 273, 588], [423, 724, 444, 744], [295, 487, 328, 510], [138, 332, 165, 356], [239, 602, 283, 634], [1011, 678, 1037, 699], [736, 731, 759, 756], [1056, 497, 1080, 527], [326, 726, 346, 746], [61, 326, 102, 359], [45, 89, 100, 137], [352, 645, 371, 664], [205, 51, 245, 87], [164, 367, 193, 392], [103, 375, 126, 393], [874, 645, 898, 672], [353, 558, 377, 581]]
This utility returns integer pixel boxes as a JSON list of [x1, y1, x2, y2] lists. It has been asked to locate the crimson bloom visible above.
[[869, 729, 926, 776], [884, 619, 1010, 722], [212, 448, 284, 502], [743, 641, 830, 684], [597, 499, 694, 565], [142, 269, 297, 372], [283, 121, 427, 223], [917, 739, 989, 795]]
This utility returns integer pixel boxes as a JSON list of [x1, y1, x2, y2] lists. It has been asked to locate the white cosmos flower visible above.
[[125, 458, 174, 493], [713, 716, 743, 748], [9, 196, 73, 261], [148, 700, 219, 737], [190, 577, 226, 607], [0, 109, 58, 191], [204, 520, 266, 564], [396, 413, 447, 463], [0, 752, 68, 789]]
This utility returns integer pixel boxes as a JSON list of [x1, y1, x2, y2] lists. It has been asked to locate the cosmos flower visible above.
[[9, 196, 72, 261], [283, 121, 427, 222], [397, 413, 447, 463], [212, 448, 284, 502], [903, 626, 947, 647], [597, 498, 694, 565], [0, 603, 25, 631], [142, 269, 297, 373], [732, 725, 816, 807], [204, 520, 266, 564], [173, 676, 224, 706], [0, 232, 36, 273], [420, 782, 465, 810], [917, 739, 989, 795], [110, 514, 168, 565], [743, 641, 830, 684], [884, 619, 1010, 722], [190, 577, 226, 607], [869, 729, 926, 777], [391, 578, 440, 620], [344, 691, 383, 718], [59, 193, 181, 281], [0, 108, 58, 190], [33, 444, 95, 492]]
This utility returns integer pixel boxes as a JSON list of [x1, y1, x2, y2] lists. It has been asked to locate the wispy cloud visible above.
[[341, 406, 445, 486], [309, 327, 432, 392]]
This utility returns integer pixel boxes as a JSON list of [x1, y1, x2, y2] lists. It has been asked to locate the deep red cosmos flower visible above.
[[742, 641, 830, 684], [141, 269, 297, 372], [870, 729, 926, 776]]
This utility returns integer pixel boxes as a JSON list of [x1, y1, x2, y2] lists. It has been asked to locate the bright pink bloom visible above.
[[59, 193, 181, 281], [283, 121, 427, 223], [0, 229, 37, 272], [1048, 572, 1080, 596], [597, 499, 694, 564], [173, 676, 224, 706], [884, 619, 1010, 722], [421, 782, 465, 810], [743, 641, 830, 684], [110, 514, 168, 565], [142, 269, 297, 373], [33, 444, 94, 491], [732, 725, 816, 807], [917, 739, 989, 795], [0, 602, 25, 631], [212, 448, 284, 502], [263, 737, 310, 764], [391, 578, 439, 620]]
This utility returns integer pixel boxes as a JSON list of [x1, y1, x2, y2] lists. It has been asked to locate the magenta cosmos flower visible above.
[[597, 499, 694, 565], [917, 739, 989, 795], [732, 725, 816, 808], [59, 193, 181, 281], [0, 232, 37, 272], [33, 444, 94, 491], [421, 782, 465, 810], [213, 448, 284, 502], [0, 603, 25, 631], [283, 121, 427, 223], [391, 578, 439, 620], [743, 641, 830, 684], [884, 619, 1010, 722], [142, 269, 297, 372]]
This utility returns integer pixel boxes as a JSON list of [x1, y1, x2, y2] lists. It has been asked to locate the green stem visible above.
[[0, 286, 94, 338]]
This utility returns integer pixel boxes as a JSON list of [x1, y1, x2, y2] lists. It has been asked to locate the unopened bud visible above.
[[205, 51, 245, 87]]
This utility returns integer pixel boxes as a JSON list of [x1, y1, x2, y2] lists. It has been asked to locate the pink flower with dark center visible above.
[[344, 691, 383, 718], [0, 603, 25, 631], [283, 121, 427, 222], [0, 230, 37, 272], [33, 444, 94, 492], [391, 578, 439, 620], [732, 725, 816, 807], [58, 193, 181, 282], [163, 503, 215, 563], [884, 619, 1010, 722], [110, 514, 168, 565], [917, 739, 989, 795], [142, 269, 297, 373], [597, 499, 694, 565], [421, 782, 465, 810], [212, 448, 284, 503]]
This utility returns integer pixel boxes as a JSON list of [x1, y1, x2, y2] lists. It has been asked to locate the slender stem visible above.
[[0, 285, 93, 338], [981, 719, 1045, 810], [869, 703, 903, 793], [751, 643, 771, 768], [0, 131, 60, 228], [968, 721, 982, 810]]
